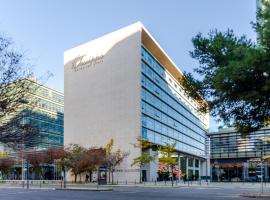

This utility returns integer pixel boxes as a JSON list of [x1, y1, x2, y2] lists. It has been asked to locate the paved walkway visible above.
[[1, 180, 270, 190]]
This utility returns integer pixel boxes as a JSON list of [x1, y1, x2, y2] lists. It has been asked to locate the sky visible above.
[[0, 0, 257, 130]]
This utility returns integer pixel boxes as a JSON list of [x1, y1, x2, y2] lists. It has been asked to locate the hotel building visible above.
[[64, 22, 209, 182]]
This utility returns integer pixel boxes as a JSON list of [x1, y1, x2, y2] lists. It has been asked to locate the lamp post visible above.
[[261, 151, 264, 194], [18, 99, 28, 187], [258, 132, 268, 194]]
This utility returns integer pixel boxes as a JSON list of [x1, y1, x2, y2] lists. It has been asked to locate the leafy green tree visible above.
[[180, 0, 270, 135], [131, 136, 157, 183], [158, 143, 177, 186]]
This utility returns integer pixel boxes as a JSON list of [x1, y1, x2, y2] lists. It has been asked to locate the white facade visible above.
[[64, 22, 209, 182]]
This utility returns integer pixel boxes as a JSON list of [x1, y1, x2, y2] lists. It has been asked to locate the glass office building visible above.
[[26, 81, 64, 149], [208, 127, 270, 182], [0, 79, 64, 150]]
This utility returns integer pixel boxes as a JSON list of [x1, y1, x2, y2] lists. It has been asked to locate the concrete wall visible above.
[[64, 24, 143, 182], [142, 148, 158, 182]]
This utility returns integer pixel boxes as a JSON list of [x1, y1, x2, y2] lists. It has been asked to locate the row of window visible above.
[[35, 98, 64, 113], [36, 87, 64, 104], [28, 111, 63, 126], [209, 130, 270, 158], [141, 85, 205, 138], [142, 127, 205, 156], [211, 145, 270, 153], [39, 132, 63, 145], [211, 151, 270, 159], [142, 114, 205, 151], [188, 159, 200, 168], [27, 117, 64, 134], [141, 101, 205, 145], [141, 62, 206, 130], [141, 47, 207, 125]]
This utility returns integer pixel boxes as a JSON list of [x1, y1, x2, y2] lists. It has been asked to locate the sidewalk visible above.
[[240, 192, 270, 198], [105, 181, 270, 189], [1, 180, 270, 190]]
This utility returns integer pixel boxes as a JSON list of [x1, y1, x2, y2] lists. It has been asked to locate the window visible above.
[[195, 159, 199, 168]]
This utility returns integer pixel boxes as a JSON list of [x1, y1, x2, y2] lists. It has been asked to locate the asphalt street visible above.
[[0, 186, 268, 200]]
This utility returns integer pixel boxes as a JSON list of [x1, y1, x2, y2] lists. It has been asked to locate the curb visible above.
[[55, 187, 113, 192], [240, 193, 270, 198]]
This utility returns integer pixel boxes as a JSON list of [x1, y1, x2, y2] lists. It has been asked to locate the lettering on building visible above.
[[71, 54, 104, 72]]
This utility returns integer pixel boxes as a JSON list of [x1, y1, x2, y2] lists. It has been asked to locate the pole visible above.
[[261, 137, 265, 194], [21, 121, 24, 181], [21, 105, 26, 183], [26, 161, 29, 189], [19, 99, 28, 187], [178, 154, 181, 184], [261, 159, 263, 194], [63, 166, 66, 188], [21, 156, 24, 181]]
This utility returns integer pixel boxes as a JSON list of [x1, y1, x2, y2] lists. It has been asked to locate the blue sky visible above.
[[0, 0, 257, 130]]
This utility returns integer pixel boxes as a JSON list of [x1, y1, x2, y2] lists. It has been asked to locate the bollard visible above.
[[155, 180, 157, 185], [126, 180, 127, 185], [135, 179, 136, 185]]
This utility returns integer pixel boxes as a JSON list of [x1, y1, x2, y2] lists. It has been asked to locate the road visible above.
[[0, 186, 268, 200]]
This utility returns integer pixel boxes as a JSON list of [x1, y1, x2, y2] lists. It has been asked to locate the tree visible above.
[[105, 139, 114, 183], [131, 136, 157, 183], [0, 158, 15, 179], [46, 147, 67, 180], [0, 35, 36, 143], [27, 151, 48, 179], [65, 144, 86, 183], [46, 147, 67, 164], [179, 0, 270, 136], [158, 143, 177, 186], [0, 114, 40, 149], [0, 34, 53, 147], [80, 147, 106, 182], [105, 139, 129, 184]]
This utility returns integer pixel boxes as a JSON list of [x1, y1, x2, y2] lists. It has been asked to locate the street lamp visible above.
[[18, 99, 29, 188], [257, 131, 269, 194]]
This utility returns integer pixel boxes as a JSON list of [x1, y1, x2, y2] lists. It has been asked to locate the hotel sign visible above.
[[71, 54, 104, 72]]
